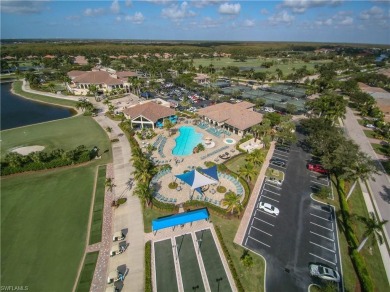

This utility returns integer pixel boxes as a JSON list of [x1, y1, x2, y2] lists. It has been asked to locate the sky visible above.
[[1, 0, 389, 44]]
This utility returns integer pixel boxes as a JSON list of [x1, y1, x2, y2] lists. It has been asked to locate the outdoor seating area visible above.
[[193, 194, 221, 206], [219, 152, 231, 160], [153, 134, 163, 148], [218, 172, 244, 196], [197, 121, 209, 129], [158, 137, 167, 158], [200, 145, 230, 160]]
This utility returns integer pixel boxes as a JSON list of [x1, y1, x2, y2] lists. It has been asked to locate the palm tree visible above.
[[357, 212, 388, 252], [251, 125, 263, 142], [222, 192, 243, 215], [238, 163, 258, 183], [246, 149, 265, 166], [105, 178, 116, 192], [133, 182, 153, 207]]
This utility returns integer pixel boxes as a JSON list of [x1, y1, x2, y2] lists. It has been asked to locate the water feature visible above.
[[0, 82, 75, 130], [172, 126, 203, 156]]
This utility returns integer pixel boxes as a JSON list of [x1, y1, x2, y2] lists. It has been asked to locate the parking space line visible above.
[[272, 154, 288, 160], [262, 195, 279, 203], [309, 253, 336, 266], [253, 214, 275, 226], [310, 174, 329, 181], [310, 231, 334, 241], [251, 226, 272, 237], [257, 209, 277, 218], [310, 180, 329, 187], [310, 213, 331, 221], [310, 221, 333, 231], [310, 241, 335, 253], [248, 236, 271, 248], [264, 183, 282, 190], [262, 189, 281, 196], [273, 151, 289, 157]]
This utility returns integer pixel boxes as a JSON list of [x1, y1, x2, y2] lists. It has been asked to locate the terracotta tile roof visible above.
[[198, 102, 262, 131], [68, 70, 87, 78], [116, 71, 138, 78], [123, 102, 175, 123], [74, 55, 88, 65], [71, 71, 123, 85]]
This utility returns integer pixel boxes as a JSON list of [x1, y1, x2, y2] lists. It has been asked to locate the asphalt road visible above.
[[243, 133, 342, 291], [343, 108, 390, 241]]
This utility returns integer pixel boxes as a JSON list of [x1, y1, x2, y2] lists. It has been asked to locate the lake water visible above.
[[0, 82, 75, 130]]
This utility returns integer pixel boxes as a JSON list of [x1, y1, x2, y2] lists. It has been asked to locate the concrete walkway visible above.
[[234, 142, 275, 245]]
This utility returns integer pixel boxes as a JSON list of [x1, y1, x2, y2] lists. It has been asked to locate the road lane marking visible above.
[[273, 152, 289, 158], [257, 209, 277, 218], [310, 231, 334, 241], [253, 214, 275, 226], [310, 180, 329, 187], [262, 195, 279, 203], [310, 213, 332, 221], [309, 253, 336, 266], [310, 241, 335, 253], [251, 226, 272, 237], [310, 221, 334, 231], [248, 236, 270, 248], [264, 183, 282, 190]]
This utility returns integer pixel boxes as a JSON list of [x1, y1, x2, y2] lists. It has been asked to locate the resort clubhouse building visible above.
[[123, 101, 177, 129], [197, 101, 263, 136]]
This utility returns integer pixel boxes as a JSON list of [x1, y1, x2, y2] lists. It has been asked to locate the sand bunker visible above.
[[12, 145, 45, 155]]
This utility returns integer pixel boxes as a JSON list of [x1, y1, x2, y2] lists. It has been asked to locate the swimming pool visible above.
[[172, 126, 203, 156]]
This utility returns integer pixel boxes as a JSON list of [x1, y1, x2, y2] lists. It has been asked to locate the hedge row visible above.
[[1, 154, 90, 176], [152, 199, 179, 212], [214, 226, 244, 292], [336, 178, 374, 292], [145, 241, 152, 292], [183, 201, 228, 218]]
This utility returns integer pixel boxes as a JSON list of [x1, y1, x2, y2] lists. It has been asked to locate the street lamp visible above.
[[216, 277, 223, 292]]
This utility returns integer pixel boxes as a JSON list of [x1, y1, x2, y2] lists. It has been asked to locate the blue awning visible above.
[[152, 208, 209, 231], [199, 165, 219, 181]]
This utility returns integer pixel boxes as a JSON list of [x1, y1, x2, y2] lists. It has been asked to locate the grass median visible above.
[[75, 252, 99, 292]]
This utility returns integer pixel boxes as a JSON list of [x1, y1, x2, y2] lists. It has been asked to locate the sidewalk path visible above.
[[343, 108, 390, 245], [234, 142, 275, 245]]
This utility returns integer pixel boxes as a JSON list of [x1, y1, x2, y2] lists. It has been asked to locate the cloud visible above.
[[339, 16, 353, 25], [66, 15, 81, 21], [281, 0, 343, 14], [84, 8, 105, 17], [0, 0, 50, 14], [315, 18, 333, 26], [161, 2, 196, 21], [111, 0, 120, 13], [268, 10, 295, 25], [243, 19, 255, 27], [116, 16, 122, 22], [191, 0, 226, 8], [218, 3, 241, 15], [260, 8, 269, 15], [199, 17, 221, 28], [145, 0, 171, 4], [360, 6, 384, 20], [125, 12, 145, 24], [125, 0, 132, 7]]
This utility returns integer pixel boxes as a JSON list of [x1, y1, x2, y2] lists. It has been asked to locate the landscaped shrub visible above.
[[168, 182, 178, 189], [145, 241, 152, 292], [117, 198, 127, 205], [183, 201, 228, 218], [214, 226, 244, 292], [217, 186, 226, 193], [152, 199, 179, 212]]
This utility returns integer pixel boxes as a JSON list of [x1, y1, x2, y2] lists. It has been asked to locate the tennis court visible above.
[[196, 229, 232, 292], [175, 234, 205, 292], [154, 239, 178, 292]]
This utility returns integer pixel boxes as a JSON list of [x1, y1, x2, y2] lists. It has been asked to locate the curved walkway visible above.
[[19, 81, 145, 291]]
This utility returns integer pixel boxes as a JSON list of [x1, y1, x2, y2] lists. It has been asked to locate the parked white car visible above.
[[259, 202, 280, 215], [309, 264, 340, 282], [264, 107, 276, 113], [365, 124, 375, 129], [266, 177, 283, 186]]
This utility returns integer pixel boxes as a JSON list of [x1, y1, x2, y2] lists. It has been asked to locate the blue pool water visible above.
[[172, 126, 203, 156]]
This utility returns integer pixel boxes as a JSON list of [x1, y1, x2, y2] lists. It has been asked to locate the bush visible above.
[[183, 201, 228, 218], [152, 199, 179, 212], [217, 186, 227, 193], [145, 241, 152, 292], [168, 182, 178, 189], [214, 226, 244, 292], [117, 198, 127, 205]]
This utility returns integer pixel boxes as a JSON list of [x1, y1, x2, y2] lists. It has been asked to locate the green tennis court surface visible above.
[[175, 234, 205, 292], [196, 229, 232, 292], [154, 239, 178, 292]]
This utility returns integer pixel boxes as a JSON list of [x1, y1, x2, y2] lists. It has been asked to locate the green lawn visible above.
[[196, 229, 232, 292], [176, 234, 205, 292], [212, 215, 265, 292], [89, 165, 107, 245], [12, 80, 77, 108], [1, 166, 97, 292], [143, 207, 174, 233], [371, 143, 389, 157], [1, 115, 110, 159], [348, 183, 389, 292], [224, 154, 247, 174], [363, 130, 377, 139], [154, 239, 178, 292], [75, 252, 99, 292], [1, 111, 111, 291], [265, 167, 285, 180]]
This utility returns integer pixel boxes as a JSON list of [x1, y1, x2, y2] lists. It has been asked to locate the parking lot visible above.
[[243, 139, 342, 291]]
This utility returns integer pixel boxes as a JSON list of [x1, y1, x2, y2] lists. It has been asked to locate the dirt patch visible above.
[[12, 145, 45, 155]]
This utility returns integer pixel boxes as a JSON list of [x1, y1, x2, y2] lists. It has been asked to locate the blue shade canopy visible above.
[[199, 165, 219, 181], [175, 169, 217, 190], [152, 208, 209, 231]]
